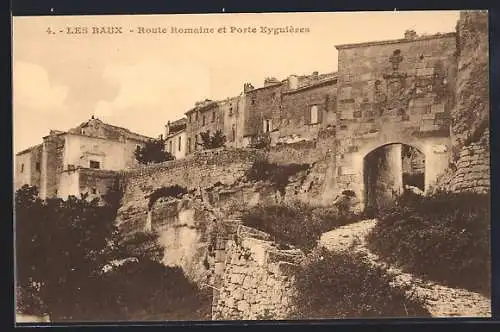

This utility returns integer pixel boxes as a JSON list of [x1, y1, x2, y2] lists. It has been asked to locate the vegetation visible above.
[[15, 185, 210, 322], [245, 160, 310, 195], [147, 185, 188, 210], [198, 129, 227, 150], [366, 190, 491, 296], [241, 201, 361, 253], [134, 137, 175, 165], [291, 247, 430, 319], [250, 134, 271, 150]]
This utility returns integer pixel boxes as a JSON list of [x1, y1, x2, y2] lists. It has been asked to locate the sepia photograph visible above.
[[12, 10, 491, 323]]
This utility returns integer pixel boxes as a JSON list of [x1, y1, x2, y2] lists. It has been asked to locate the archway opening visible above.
[[363, 143, 425, 213]]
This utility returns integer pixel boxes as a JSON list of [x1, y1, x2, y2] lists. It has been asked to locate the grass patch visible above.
[[241, 201, 362, 253], [366, 191, 491, 296], [290, 247, 430, 319]]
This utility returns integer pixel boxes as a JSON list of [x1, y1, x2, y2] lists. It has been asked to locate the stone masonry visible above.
[[212, 225, 304, 320]]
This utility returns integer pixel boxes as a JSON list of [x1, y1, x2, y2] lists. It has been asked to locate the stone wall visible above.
[[452, 10, 489, 149], [435, 10, 490, 193], [279, 79, 337, 141], [185, 101, 225, 154], [435, 131, 490, 194], [41, 133, 65, 199], [333, 31, 457, 207], [212, 225, 304, 320], [78, 168, 120, 200], [116, 148, 266, 236], [243, 83, 284, 137]]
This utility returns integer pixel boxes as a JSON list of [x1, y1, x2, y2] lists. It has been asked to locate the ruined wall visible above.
[[212, 225, 303, 320], [279, 79, 337, 141], [117, 148, 266, 235], [435, 11, 490, 193]]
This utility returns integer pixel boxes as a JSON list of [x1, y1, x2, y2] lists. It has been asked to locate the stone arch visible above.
[[362, 142, 425, 213]]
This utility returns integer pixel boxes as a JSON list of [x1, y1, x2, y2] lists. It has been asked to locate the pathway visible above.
[[319, 219, 491, 318]]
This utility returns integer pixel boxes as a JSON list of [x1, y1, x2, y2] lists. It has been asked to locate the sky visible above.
[[12, 10, 460, 152]]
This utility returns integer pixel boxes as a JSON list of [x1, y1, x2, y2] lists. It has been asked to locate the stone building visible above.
[[278, 72, 338, 144], [165, 118, 187, 159], [177, 72, 338, 155], [240, 78, 283, 146], [15, 116, 153, 200], [333, 30, 457, 210], [185, 99, 225, 153], [220, 96, 246, 149]]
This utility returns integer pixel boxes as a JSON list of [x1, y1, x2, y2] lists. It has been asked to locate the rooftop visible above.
[[166, 118, 187, 136], [335, 31, 456, 50]]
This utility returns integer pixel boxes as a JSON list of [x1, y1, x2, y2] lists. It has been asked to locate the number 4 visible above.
[[46, 27, 55, 34]]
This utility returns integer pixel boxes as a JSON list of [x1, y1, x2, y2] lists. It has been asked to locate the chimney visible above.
[[243, 83, 255, 93], [404, 29, 417, 40], [312, 71, 319, 80], [288, 75, 298, 90], [165, 121, 170, 136]]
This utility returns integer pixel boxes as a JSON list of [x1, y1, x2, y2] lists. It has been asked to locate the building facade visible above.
[[15, 116, 153, 200], [333, 30, 457, 209], [165, 118, 187, 160], [185, 99, 225, 154]]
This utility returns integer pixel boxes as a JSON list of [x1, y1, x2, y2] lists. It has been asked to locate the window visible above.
[[194, 135, 198, 150], [169, 141, 173, 153], [91, 188, 97, 195], [195, 112, 198, 121], [310, 105, 319, 124], [178, 136, 182, 151], [212, 111, 216, 123], [202, 115, 206, 126], [187, 137, 192, 153], [188, 114, 192, 123], [229, 107, 233, 115], [232, 124, 236, 142], [89, 160, 100, 169], [36, 162, 41, 172], [263, 119, 272, 133]]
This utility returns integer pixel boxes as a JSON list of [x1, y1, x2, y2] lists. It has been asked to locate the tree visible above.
[[134, 137, 174, 165], [198, 129, 226, 150], [14, 185, 166, 321]]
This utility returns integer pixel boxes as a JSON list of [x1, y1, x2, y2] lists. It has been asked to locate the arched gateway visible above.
[[363, 143, 425, 212], [332, 32, 457, 212]]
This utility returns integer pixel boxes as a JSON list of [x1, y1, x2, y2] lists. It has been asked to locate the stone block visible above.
[[237, 300, 250, 312]]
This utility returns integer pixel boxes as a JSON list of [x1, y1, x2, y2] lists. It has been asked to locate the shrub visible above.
[[290, 247, 430, 319], [245, 160, 310, 195], [135, 137, 174, 165], [100, 261, 212, 321], [366, 190, 491, 296], [198, 129, 226, 150], [241, 201, 361, 253]]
